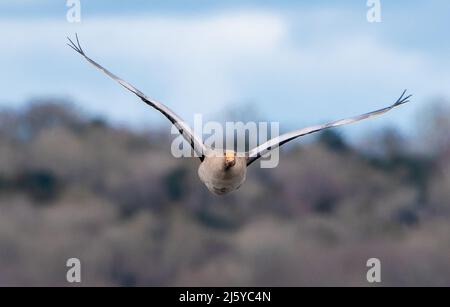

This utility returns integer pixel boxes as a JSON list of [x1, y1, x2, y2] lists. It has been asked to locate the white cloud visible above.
[[0, 8, 449, 135], [0, 11, 286, 122]]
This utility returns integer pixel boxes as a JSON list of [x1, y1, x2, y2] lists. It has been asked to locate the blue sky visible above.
[[1, 1, 449, 138]]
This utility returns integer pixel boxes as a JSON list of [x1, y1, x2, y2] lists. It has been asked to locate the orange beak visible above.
[[224, 151, 236, 170]]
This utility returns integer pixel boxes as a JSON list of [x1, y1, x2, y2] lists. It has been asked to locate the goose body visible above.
[[198, 150, 247, 195]]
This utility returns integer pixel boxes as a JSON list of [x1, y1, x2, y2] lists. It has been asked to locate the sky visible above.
[[1, 0, 449, 138]]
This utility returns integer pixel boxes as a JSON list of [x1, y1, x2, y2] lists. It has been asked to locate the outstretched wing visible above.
[[67, 34, 206, 161], [246, 90, 412, 166]]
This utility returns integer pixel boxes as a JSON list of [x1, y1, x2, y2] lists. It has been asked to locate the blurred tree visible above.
[[0, 98, 450, 286], [417, 99, 450, 158], [318, 130, 349, 152], [20, 100, 83, 141], [164, 167, 188, 202], [15, 169, 61, 202]]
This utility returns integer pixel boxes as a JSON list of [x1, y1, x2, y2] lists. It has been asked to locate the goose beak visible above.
[[224, 151, 236, 170]]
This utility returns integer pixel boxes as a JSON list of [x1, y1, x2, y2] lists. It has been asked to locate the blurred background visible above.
[[1, 0, 450, 286]]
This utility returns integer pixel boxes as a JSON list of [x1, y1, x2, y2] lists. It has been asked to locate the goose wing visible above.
[[246, 90, 412, 166], [67, 34, 206, 161]]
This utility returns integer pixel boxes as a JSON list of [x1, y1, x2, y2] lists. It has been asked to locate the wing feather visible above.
[[67, 34, 206, 161], [246, 90, 411, 166]]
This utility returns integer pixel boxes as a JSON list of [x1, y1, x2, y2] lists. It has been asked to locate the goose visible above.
[[67, 35, 411, 195]]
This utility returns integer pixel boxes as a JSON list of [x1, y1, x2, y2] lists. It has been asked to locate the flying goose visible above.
[[67, 35, 411, 195]]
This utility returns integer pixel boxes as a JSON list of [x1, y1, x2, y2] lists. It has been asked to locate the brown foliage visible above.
[[0, 100, 449, 286]]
